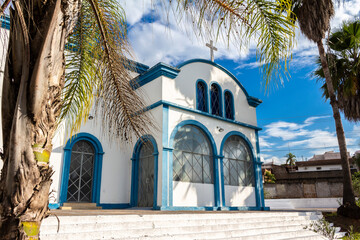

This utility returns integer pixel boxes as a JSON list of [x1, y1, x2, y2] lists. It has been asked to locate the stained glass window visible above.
[[173, 125, 214, 184], [224, 91, 234, 119], [223, 135, 254, 186], [196, 81, 207, 112], [211, 84, 221, 116]]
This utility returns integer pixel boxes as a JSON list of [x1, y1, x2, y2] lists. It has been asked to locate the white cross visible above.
[[206, 40, 217, 62]]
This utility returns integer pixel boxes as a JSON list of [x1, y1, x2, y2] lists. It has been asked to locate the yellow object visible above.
[[22, 221, 40, 238], [32, 144, 50, 163]]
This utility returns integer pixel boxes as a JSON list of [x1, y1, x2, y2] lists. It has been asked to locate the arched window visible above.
[[223, 135, 254, 186], [173, 125, 214, 184], [224, 91, 234, 120], [196, 81, 208, 112], [210, 84, 221, 116], [67, 140, 95, 202]]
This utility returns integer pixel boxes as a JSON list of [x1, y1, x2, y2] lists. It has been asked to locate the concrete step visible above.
[[40, 222, 315, 239], [40, 211, 325, 240], [60, 203, 102, 210], [42, 211, 321, 225], [41, 218, 311, 235]]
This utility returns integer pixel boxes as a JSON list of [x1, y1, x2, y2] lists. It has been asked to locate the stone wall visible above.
[[264, 165, 350, 199]]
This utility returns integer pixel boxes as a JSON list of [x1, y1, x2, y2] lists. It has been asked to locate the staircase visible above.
[[40, 211, 327, 240]]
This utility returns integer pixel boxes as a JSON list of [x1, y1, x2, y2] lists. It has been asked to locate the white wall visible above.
[[225, 186, 256, 206], [162, 61, 258, 126], [297, 165, 342, 172], [50, 94, 164, 205], [0, 28, 9, 172], [173, 181, 214, 206]]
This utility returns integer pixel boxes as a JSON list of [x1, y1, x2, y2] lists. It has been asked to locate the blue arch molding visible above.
[[219, 131, 268, 211], [164, 120, 222, 209], [177, 59, 262, 107], [57, 133, 104, 208], [130, 135, 159, 209]]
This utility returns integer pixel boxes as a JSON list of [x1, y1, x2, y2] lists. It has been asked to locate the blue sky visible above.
[[119, 0, 360, 164]]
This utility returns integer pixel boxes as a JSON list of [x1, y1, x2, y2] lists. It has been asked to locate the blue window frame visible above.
[[224, 91, 234, 120], [210, 83, 221, 116], [196, 81, 208, 112]]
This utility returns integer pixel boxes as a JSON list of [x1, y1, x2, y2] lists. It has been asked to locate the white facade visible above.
[[297, 165, 342, 172], [1, 17, 265, 210]]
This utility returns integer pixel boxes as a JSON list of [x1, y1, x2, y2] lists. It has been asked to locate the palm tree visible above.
[[285, 152, 296, 166], [292, 0, 358, 217], [315, 20, 360, 122], [0, 0, 295, 239]]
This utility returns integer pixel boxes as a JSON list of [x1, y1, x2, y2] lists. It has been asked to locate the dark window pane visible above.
[[211, 84, 221, 116], [197, 82, 207, 112], [225, 92, 234, 119]]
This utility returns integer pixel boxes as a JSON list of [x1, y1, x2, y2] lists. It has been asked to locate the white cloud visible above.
[[259, 137, 274, 149]]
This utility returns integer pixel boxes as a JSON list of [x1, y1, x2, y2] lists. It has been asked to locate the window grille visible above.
[[173, 125, 214, 184], [224, 91, 234, 119], [196, 82, 207, 112], [210, 84, 221, 116], [223, 136, 254, 186], [67, 140, 95, 202]]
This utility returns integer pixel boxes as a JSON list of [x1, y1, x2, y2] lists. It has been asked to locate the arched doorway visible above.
[[131, 136, 158, 208], [67, 140, 95, 202], [60, 133, 104, 205]]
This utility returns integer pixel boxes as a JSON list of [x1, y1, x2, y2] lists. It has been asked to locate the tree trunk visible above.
[[317, 40, 358, 215], [0, 1, 80, 239]]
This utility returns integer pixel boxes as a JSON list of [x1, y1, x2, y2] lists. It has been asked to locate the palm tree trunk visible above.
[[0, 1, 80, 239], [317, 40, 356, 207]]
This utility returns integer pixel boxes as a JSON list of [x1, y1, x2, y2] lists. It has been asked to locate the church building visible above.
[[0, 17, 266, 211], [49, 57, 266, 211]]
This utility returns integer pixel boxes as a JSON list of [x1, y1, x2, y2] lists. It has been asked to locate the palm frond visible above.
[[62, 0, 155, 141], [169, 0, 296, 87]]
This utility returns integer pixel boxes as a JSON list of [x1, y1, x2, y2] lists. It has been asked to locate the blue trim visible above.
[[128, 60, 150, 74], [159, 206, 268, 211], [162, 105, 170, 207], [169, 120, 221, 207], [224, 90, 235, 120], [1, 15, 10, 30], [177, 59, 262, 108], [99, 203, 131, 209], [196, 79, 209, 113], [59, 133, 104, 206], [131, 62, 180, 89], [210, 82, 223, 117], [219, 131, 258, 208], [255, 130, 266, 208], [130, 135, 159, 209], [142, 100, 261, 131], [48, 203, 60, 210]]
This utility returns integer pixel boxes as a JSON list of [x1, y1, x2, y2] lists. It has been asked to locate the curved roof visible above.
[[177, 59, 262, 107]]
